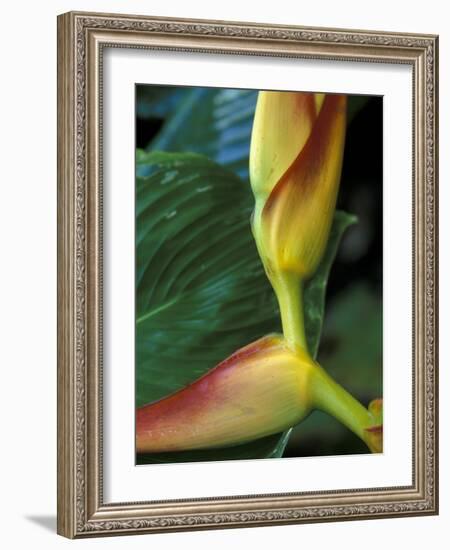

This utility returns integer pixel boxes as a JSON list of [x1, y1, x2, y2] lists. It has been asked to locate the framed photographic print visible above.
[[57, 11, 439, 538]]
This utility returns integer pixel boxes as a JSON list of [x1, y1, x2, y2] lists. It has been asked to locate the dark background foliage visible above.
[[136, 86, 383, 460]]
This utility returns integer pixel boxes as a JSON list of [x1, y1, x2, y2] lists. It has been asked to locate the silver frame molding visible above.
[[57, 11, 439, 538]]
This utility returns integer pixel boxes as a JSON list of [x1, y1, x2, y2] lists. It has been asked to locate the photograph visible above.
[[56, 10, 438, 537], [135, 86, 383, 465]]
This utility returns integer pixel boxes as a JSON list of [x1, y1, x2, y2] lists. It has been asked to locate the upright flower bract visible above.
[[250, 92, 347, 351]]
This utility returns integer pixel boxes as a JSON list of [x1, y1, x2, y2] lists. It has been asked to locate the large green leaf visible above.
[[136, 151, 354, 464], [144, 87, 257, 181], [136, 151, 277, 407]]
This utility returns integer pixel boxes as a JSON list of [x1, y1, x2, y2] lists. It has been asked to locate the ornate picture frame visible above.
[[57, 11, 438, 538]]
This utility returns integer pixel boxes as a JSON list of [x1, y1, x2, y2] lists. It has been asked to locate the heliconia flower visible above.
[[250, 92, 347, 282], [136, 335, 315, 453], [363, 398, 383, 453]]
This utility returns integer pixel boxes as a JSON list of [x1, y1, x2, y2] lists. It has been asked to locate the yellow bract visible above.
[[250, 92, 321, 203], [136, 335, 315, 453], [250, 92, 347, 281]]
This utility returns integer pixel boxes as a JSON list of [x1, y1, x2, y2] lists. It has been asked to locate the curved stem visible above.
[[309, 363, 375, 447], [273, 272, 307, 352]]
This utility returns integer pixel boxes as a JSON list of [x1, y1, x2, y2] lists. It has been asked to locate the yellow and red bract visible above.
[[250, 92, 347, 282], [364, 398, 383, 453], [136, 335, 315, 453]]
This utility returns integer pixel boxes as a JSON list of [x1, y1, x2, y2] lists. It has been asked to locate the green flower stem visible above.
[[273, 273, 307, 352], [309, 363, 374, 447]]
